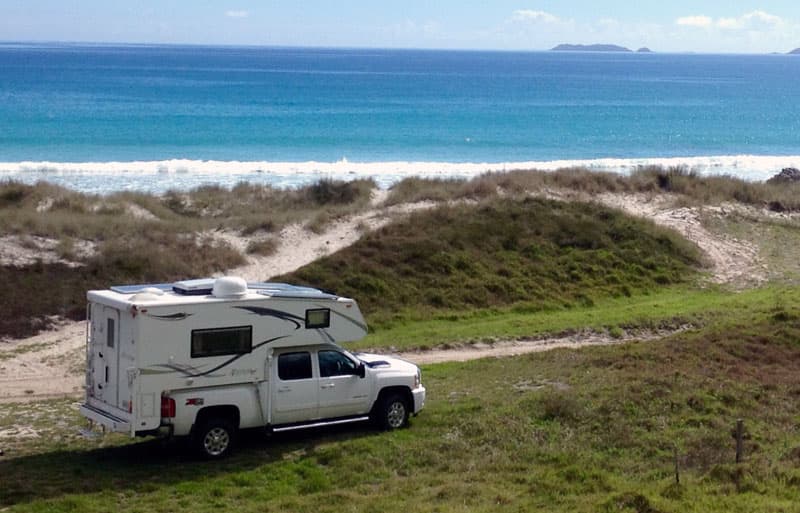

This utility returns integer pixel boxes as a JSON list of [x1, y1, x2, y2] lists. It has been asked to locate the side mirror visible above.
[[356, 362, 366, 379]]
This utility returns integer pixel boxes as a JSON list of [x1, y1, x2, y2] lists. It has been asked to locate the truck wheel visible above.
[[194, 418, 237, 459], [377, 394, 409, 430]]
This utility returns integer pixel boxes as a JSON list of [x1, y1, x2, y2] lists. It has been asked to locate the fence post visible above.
[[735, 419, 744, 464], [674, 445, 680, 484]]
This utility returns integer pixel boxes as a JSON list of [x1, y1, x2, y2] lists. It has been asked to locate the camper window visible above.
[[278, 352, 312, 381], [305, 308, 330, 329], [191, 326, 252, 358], [107, 318, 115, 348]]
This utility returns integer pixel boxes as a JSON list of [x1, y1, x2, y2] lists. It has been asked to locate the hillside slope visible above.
[[282, 198, 703, 326]]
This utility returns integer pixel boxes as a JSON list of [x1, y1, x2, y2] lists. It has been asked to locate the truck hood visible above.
[[356, 352, 419, 373]]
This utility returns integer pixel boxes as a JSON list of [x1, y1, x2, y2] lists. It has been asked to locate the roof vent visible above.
[[212, 276, 248, 298], [131, 287, 166, 302]]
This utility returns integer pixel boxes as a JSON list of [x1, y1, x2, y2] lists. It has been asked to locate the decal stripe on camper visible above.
[[141, 335, 290, 378]]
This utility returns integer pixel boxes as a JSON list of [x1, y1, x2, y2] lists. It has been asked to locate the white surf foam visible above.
[[0, 155, 798, 194]]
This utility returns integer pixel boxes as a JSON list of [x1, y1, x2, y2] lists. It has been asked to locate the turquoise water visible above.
[[1, 43, 799, 192]]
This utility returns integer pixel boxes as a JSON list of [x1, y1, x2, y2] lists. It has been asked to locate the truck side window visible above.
[[278, 352, 312, 381], [318, 350, 357, 377], [191, 326, 252, 358]]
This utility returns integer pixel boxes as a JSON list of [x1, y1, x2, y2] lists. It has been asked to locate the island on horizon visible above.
[[552, 43, 634, 52], [789, 48, 800, 55]]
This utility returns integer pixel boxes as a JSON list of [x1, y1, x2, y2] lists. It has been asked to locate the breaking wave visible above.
[[1, 155, 798, 194]]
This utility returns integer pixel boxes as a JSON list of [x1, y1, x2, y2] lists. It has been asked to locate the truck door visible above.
[[92, 306, 120, 408], [317, 349, 371, 418], [271, 350, 318, 424]]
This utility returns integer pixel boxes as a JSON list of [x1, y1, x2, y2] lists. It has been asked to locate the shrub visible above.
[[246, 238, 279, 256]]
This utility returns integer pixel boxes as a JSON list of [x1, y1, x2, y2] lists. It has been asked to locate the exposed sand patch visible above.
[[593, 193, 765, 286], [392, 327, 685, 366], [219, 197, 438, 282], [0, 235, 95, 267], [0, 321, 86, 403], [124, 203, 159, 221]]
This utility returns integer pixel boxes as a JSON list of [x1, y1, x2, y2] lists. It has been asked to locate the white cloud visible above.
[[669, 10, 796, 53], [511, 10, 560, 24], [744, 10, 783, 25], [677, 11, 783, 30], [717, 10, 783, 30], [225, 10, 249, 19], [676, 15, 713, 28]]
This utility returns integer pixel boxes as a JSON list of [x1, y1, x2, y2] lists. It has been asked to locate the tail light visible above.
[[161, 396, 176, 418]]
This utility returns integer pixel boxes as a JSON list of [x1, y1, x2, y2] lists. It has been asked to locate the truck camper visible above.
[[80, 276, 425, 458]]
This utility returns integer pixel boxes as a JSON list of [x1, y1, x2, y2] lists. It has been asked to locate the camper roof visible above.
[[89, 277, 342, 310]]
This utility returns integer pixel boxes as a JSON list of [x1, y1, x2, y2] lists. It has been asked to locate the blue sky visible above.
[[2, 1, 799, 53]]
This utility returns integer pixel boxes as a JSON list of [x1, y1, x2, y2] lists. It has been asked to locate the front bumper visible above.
[[412, 386, 426, 414]]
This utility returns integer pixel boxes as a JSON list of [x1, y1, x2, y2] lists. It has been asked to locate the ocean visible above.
[[1, 43, 799, 194]]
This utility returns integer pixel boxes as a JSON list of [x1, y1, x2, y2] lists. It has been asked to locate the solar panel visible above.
[[257, 289, 338, 300], [172, 278, 217, 295], [249, 282, 337, 299], [247, 282, 303, 291]]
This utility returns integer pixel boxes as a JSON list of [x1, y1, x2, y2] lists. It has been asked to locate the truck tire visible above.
[[194, 418, 237, 459], [376, 393, 409, 430]]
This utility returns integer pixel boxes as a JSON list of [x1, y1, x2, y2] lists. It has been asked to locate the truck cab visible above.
[[168, 344, 424, 458]]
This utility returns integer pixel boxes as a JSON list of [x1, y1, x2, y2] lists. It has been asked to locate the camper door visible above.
[[90, 305, 131, 411]]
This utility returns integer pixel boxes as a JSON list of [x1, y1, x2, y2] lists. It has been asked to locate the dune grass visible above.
[[0, 178, 376, 243], [2, 299, 800, 512], [384, 166, 800, 211], [282, 197, 704, 329], [0, 178, 375, 339]]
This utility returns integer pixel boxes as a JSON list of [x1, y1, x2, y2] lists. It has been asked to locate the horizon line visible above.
[[0, 39, 798, 57]]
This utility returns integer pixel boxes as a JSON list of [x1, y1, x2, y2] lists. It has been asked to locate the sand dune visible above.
[[0, 190, 777, 402]]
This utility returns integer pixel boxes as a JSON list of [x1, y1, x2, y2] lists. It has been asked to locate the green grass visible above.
[[282, 197, 704, 329], [351, 285, 800, 351], [2, 299, 800, 512]]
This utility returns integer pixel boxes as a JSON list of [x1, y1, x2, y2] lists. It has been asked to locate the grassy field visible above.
[[2, 298, 799, 512], [3, 169, 800, 510], [353, 285, 800, 351]]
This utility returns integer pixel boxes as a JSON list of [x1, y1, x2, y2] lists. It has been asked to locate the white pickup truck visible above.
[[79, 277, 425, 458]]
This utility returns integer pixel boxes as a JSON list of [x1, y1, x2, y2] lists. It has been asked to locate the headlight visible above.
[[414, 369, 421, 389]]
